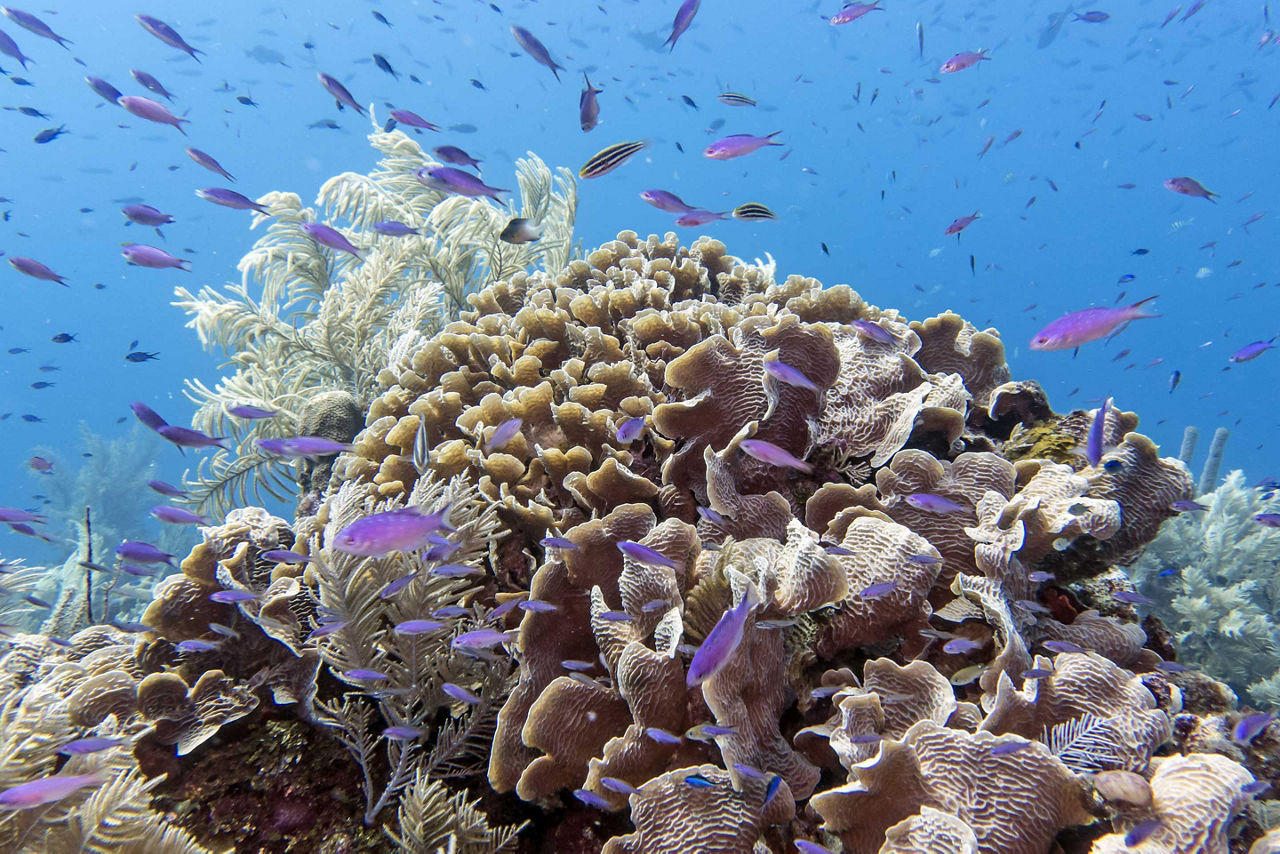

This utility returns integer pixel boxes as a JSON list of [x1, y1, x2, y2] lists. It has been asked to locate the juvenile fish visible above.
[[499, 218, 541, 244], [196, 188, 269, 214], [186, 147, 234, 181], [580, 141, 647, 179], [434, 145, 482, 169], [388, 109, 439, 131], [732, 202, 776, 221], [131, 69, 175, 101], [641, 189, 697, 214], [675, 209, 729, 227], [1086, 396, 1112, 466], [617, 540, 679, 570], [664, 0, 701, 51], [122, 204, 175, 228], [940, 50, 990, 73], [122, 244, 190, 271]]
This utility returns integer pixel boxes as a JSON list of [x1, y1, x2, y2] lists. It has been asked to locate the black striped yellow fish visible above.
[[579, 140, 647, 179], [732, 202, 777, 221], [717, 92, 757, 107]]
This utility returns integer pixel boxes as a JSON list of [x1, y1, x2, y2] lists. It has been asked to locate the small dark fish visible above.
[[683, 772, 714, 789], [130, 68, 175, 101], [3, 7, 70, 49], [573, 789, 610, 809], [580, 140, 647, 179], [15, 106, 47, 118], [50, 332, 77, 343], [732, 202, 776, 221], [681, 94, 698, 109], [372, 53, 397, 78], [1132, 248, 1149, 255], [372, 11, 391, 26], [33, 125, 66, 143], [236, 95, 258, 106], [434, 145, 481, 169], [1074, 10, 1111, 22], [124, 351, 160, 362], [389, 109, 439, 131], [317, 72, 364, 115]]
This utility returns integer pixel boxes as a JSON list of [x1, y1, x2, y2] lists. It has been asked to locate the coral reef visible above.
[[6, 210, 1276, 852], [173, 126, 577, 516], [1131, 469, 1280, 706]]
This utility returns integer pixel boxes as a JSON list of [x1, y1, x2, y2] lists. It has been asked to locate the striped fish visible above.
[[732, 202, 777, 221], [579, 140, 647, 179], [717, 92, 757, 107]]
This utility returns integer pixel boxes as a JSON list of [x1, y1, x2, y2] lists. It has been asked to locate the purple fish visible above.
[[452, 628, 512, 650], [703, 131, 783, 160], [850, 319, 894, 344], [256, 436, 353, 458], [389, 108, 439, 131], [379, 572, 419, 599], [299, 223, 364, 259], [1086, 396, 1112, 466], [383, 725, 423, 740], [122, 204, 174, 227], [176, 639, 220, 653], [696, 505, 725, 525], [185, 147, 234, 181], [599, 610, 634, 623], [579, 73, 603, 131], [616, 416, 646, 443], [540, 535, 577, 549], [0, 507, 44, 524], [1234, 711, 1274, 744], [0, 28, 33, 67], [573, 788, 611, 809], [442, 682, 481, 703], [415, 166, 508, 201], [1112, 591, 1152, 605], [943, 637, 982, 654], [317, 72, 364, 115], [0, 772, 108, 809], [1125, 819, 1163, 847], [115, 540, 174, 565], [147, 479, 189, 499], [1163, 176, 1217, 202], [151, 505, 209, 525], [85, 76, 123, 104], [518, 599, 558, 613], [859, 581, 898, 598], [486, 417, 522, 451], [196, 188, 270, 214], [1022, 668, 1054, 679], [940, 50, 990, 73], [226, 404, 278, 419], [209, 590, 257, 604], [687, 584, 760, 687], [664, 0, 701, 51], [261, 549, 309, 563], [331, 505, 452, 557], [1257, 513, 1280, 527], [739, 438, 813, 473], [117, 95, 189, 134], [343, 668, 388, 681], [600, 777, 638, 796], [640, 189, 697, 214], [434, 145, 482, 169], [1031, 296, 1161, 352], [1028, 570, 1055, 582], [8, 256, 66, 286], [904, 493, 968, 514], [1229, 340, 1275, 363], [136, 14, 202, 61], [617, 540, 680, 570], [373, 221, 419, 237], [307, 621, 348, 639], [122, 244, 190, 271], [131, 69, 175, 101], [394, 619, 445, 635], [763, 359, 819, 392], [990, 740, 1032, 755], [59, 737, 125, 756], [830, 2, 883, 25], [119, 563, 154, 577], [1042, 640, 1087, 654], [644, 726, 682, 744], [431, 563, 480, 578], [675, 208, 730, 227], [510, 26, 564, 80], [157, 425, 228, 450], [129, 401, 168, 431], [1, 7, 70, 49]]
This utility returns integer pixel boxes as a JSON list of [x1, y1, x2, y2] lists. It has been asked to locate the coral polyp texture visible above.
[[8, 230, 1280, 854]]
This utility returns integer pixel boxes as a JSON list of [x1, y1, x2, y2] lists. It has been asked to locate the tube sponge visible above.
[[1197, 426, 1228, 495]]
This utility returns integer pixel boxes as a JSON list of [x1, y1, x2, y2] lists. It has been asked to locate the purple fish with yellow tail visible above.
[[1030, 296, 1159, 351]]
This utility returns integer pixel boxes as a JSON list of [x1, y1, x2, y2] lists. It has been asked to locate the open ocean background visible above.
[[1, 0, 1276, 566]]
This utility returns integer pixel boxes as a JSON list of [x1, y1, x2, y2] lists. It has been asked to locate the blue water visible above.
[[1, 0, 1276, 564]]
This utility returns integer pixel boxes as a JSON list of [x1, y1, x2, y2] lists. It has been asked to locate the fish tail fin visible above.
[[766, 130, 784, 145], [1130, 294, 1160, 317]]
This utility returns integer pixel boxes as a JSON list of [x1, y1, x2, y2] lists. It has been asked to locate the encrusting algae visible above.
[[2, 132, 1278, 854]]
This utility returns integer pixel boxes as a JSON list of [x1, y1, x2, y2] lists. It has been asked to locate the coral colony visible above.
[[3, 128, 1279, 853]]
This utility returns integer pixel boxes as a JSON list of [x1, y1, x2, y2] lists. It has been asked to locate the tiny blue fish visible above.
[[1233, 711, 1274, 744], [1154, 660, 1189, 673], [904, 493, 968, 514], [617, 540, 679, 570], [573, 788, 611, 809], [442, 682, 481, 704], [696, 506, 726, 525], [644, 726, 682, 744], [763, 359, 819, 392], [683, 773, 715, 789], [540, 536, 577, 549], [394, 619, 444, 635], [1042, 640, 1087, 654], [383, 726, 423, 740], [209, 590, 257, 604], [687, 585, 760, 687], [859, 581, 898, 598], [600, 777, 639, 795], [344, 668, 389, 681], [59, 737, 126, 756], [616, 416, 646, 444], [990, 740, 1032, 755], [1171, 500, 1207, 512], [1124, 818, 1163, 846], [764, 775, 782, 806], [1112, 591, 1152, 605]]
